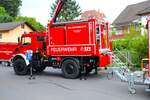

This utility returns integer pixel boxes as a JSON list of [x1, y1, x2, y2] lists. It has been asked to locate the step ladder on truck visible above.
[[108, 19, 150, 94]]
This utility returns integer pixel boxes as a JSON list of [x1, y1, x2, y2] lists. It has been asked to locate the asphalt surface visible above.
[[0, 65, 150, 100]]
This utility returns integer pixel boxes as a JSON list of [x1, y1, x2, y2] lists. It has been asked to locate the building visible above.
[[0, 21, 36, 43], [113, 1, 150, 35], [111, 34, 126, 40], [81, 10, 106, 21]]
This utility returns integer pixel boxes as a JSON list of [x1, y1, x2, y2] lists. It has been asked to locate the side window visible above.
[[0, 33, 2, 40], [21, 24, 25, 29], [22, 37, 31, 45], [96, 27, 100, 34], [20, 30, 27, 34]]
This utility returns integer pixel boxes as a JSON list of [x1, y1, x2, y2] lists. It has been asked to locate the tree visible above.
[[50, 0, 81, 22], [0, 6, 7, 15], [15, 16, 46, 31], [0, 0, 22, 17], [0, 6, 13, 23]]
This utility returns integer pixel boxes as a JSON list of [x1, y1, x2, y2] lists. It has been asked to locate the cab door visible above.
[[19, 36, 32, 54]]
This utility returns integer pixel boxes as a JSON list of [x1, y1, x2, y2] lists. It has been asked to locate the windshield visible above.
[[22, 37, 31, 45]]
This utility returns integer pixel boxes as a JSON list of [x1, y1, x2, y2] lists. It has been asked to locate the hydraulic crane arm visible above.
[[50, 0, 67, 24]]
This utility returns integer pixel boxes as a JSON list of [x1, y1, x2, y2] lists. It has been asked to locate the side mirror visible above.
[[18, 37, 20, 45]]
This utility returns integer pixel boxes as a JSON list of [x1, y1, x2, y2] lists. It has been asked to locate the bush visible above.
[[113, 33, 148, 68]]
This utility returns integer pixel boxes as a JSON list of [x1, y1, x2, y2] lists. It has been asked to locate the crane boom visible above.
[[50, 0, 67, 24]]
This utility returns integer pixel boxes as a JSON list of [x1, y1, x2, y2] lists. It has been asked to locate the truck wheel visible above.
[[13, 59, 28, 75], [61, 59, 80, 79]]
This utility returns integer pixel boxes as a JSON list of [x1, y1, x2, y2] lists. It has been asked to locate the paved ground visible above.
[[0, 65, 150, 100]]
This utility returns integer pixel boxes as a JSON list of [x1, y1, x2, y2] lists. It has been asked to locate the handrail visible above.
[[113, 49, 136, 68]]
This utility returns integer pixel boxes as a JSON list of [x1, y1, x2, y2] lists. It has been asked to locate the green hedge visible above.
[[113, 33, 148, 68]]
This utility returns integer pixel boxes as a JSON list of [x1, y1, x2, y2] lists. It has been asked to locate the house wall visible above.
[[0, 31, 8, 42], [141, 15, 150, 35], [115, 22, 142, 35], [0, 24, 34, 43], [122, 26, 129, 33], [115, 26, 128, 34]]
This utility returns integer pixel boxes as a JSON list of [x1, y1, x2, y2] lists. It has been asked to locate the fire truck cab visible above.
[[12, 32, 46, 75]]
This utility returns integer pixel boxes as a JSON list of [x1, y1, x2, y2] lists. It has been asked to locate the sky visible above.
[[20, 0, 146, 25]]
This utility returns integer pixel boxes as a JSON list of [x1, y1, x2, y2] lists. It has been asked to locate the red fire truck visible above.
[[146, 19, 150, 81], [0, 0, 112, 78]]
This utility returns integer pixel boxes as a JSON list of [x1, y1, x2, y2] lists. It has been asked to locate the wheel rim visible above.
[[16, 63, 25, 72], [65, 64, 75, 75]]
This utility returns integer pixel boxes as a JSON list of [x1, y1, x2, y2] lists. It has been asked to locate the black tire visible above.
[[61, 59, 80, 79], [13, 59, 28, 75]]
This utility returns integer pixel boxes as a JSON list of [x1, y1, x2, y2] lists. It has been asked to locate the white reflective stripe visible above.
[[0, 51, 13, 53], [13, 54, 30, 66]]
